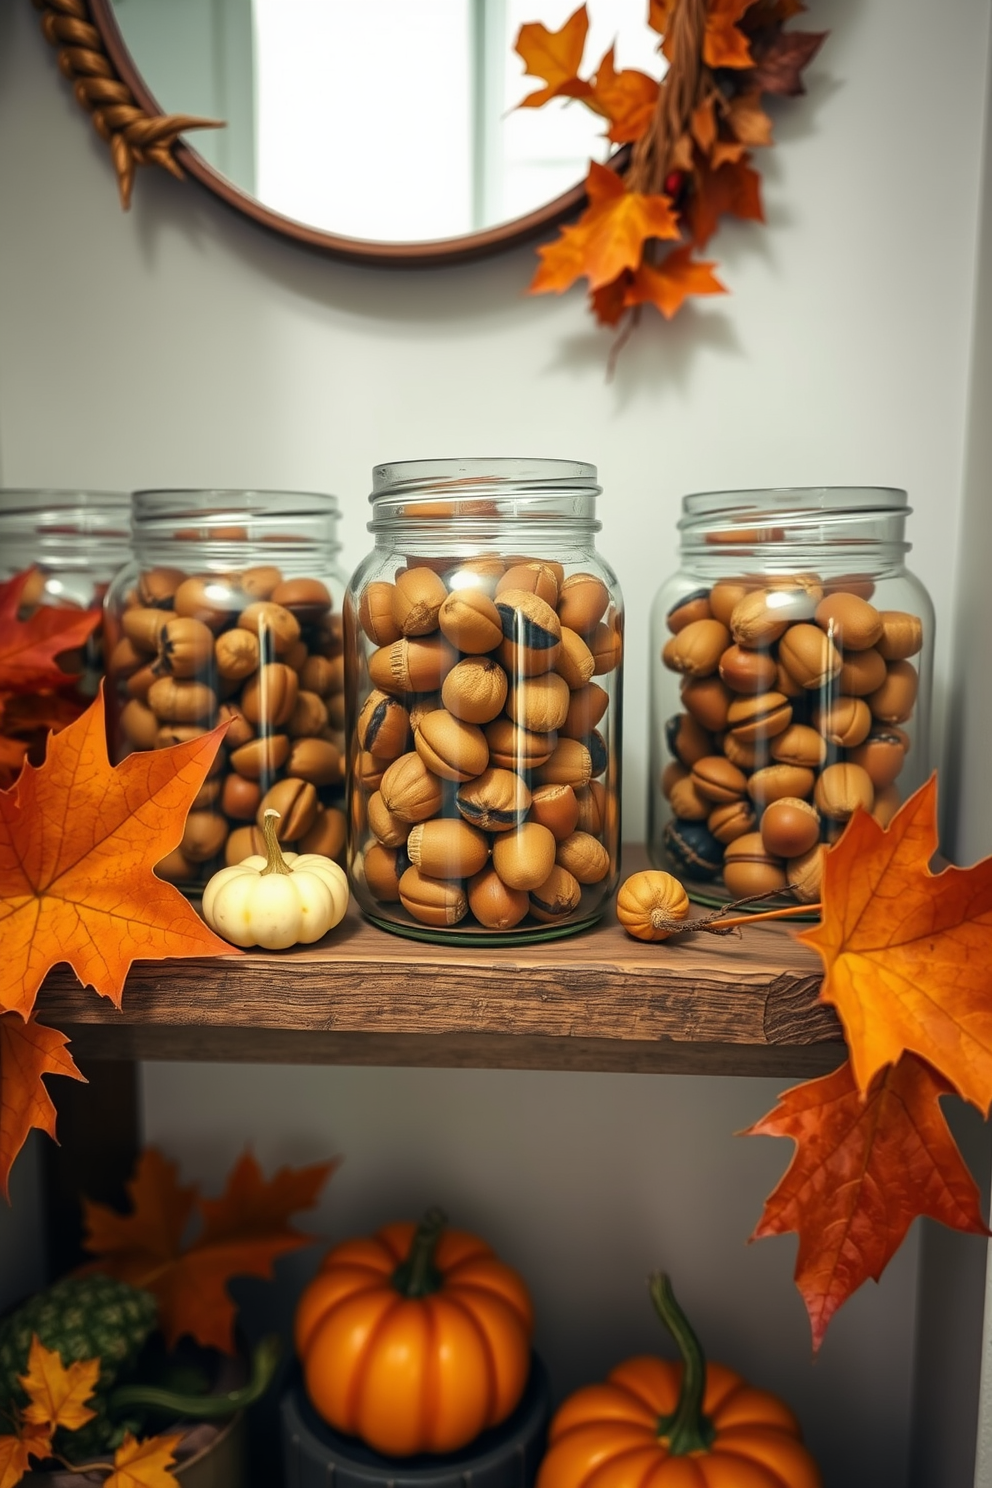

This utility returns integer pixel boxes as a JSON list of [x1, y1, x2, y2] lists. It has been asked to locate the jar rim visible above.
[[680, 486, 908, 519], [371, 458, 599, 500], [0, 489, 130, 513], [132, 488, 340, 518]]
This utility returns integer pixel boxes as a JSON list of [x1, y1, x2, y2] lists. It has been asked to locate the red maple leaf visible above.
[[0, 573, 99, 694], [746, 1054, 988, 1349]]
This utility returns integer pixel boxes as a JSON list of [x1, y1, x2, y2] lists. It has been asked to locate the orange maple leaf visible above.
[[590, 47, 659, 143], [104, 1431, 183, 1488], [704, 0, 757, 69], [0, 688, 237, 1021], [19, 1336, 98, 1434], [84, 1148, 336, 1352], [0, 1434, 34, 1488], [626, 248, 727, 318], [647, 0, 676, 34], [801, 776, 992, 1114], [746, 1054, 988, 1350], [688, 155, 764, 247], [0, 574, 99, 695], [515, 5, 593, 108], [1, 1014, 85, 1199], [532, 161, 679, 295]]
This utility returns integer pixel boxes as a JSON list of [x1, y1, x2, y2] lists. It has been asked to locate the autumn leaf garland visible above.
[[516, 0, 826, 336]]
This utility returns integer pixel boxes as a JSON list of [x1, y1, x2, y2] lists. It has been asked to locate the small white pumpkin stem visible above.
[[260, 809, 292, 876]]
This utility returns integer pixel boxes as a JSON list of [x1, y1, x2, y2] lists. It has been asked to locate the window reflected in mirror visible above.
[[110, 0, 659, 242]]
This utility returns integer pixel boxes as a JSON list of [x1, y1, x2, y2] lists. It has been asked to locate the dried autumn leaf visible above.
[[104, 1431, 182, 1488], [749, 28, 826, 96], [704, 0, 756, 69], [801, 776, 992, 1114], [19, 1336, 98, 1434], [85, 1148, 336, 1353], [1, 1014, 85, 1200], [725, 89, 775, 145], [688, 155, 764, 247], [691, 95, 717, 153], [0, 688, 237, 1021], [746, 1054, 988, 1350], [0, 1435, 33, 1488], [515, 4, 593, 108], [647, 0, 675, 34], [0, 574, 99, 695], [626, 247, 727, 318], [532, 160, 679, 294], [591, 47, 659, 143]]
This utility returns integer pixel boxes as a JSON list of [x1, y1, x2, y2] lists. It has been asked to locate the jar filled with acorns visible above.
[[345, 459, 623, 943], [105, 490, 347, 890], [649, 487, 933, 908]]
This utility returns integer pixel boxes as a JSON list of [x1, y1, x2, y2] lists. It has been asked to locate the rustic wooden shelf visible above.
[[37, 849, 842, 1076]]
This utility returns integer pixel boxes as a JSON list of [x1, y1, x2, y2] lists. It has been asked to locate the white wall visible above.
[[3, 0, 992, 1484]]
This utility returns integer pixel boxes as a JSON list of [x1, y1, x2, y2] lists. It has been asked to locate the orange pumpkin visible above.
[[538, 1275, 822, 1488], [295, 1207, 534, 1457]]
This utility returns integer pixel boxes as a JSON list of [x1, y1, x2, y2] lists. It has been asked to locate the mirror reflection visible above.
[[110, 0, 658, 242]]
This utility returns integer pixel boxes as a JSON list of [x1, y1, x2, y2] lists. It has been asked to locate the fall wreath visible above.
[[516, 0, 826, 342]]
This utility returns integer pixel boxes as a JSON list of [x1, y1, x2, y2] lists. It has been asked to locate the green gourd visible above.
[[0, 1274, 158, 1457]]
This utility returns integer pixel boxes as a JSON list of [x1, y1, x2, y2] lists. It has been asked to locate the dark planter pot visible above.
[[282, 1355, 551, 1488]]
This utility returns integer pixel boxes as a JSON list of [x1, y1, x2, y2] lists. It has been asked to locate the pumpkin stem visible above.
[[260, 809, 292, 876], [392, 1207, 447, 1298], [650, 1273, 716, 1456]]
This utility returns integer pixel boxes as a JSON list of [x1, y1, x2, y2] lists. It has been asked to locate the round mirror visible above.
[[93, 0, 658, 261]]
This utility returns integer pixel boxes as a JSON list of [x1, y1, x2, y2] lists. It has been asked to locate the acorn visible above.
[[528, 783, 580, 841], [485, 718, 557, 770], [358, 581, 402, 646], [496, 590, 562, 676], [257, 777, 318, 842], [368, 636, 457, 695], [158, 616, 215, 678], [722, 833, 787, 897], [229, 734, 290, 779], [557, 574, 609, 634], [414, 709, 489, 783], [438, 588, 504, 653], [876, 611, 923, 661], [180, 811, 229, 863], [680, 676, 733, 732], [392, 567, 448, 636], [215, 628, 261, 683], [867, 661, 919, 725], [238, 565, 283, 602], [560, 683, 609, 740], [270, 577, 332, 626], [147, 677, 217, 725], [300, 805, 346, 859], [778, 624, 842, 690], [667, 589, 712, 634], [364, 843, 405, 902], [528, 864, 582, 923], [138, 566, 186, 608], [286, 737, 341, 787], [747, 764, 815, 807], [534, 738, 592, 788], [241, 663, 299, 727], [556, 627, 596, 689], [288, 690, 330, 739], [555, 831, 610, 884], [814, 762, 874, 821], [492, 823, 557, 891], [407, 818, 490, 879], [300, 654, 339, 697], [787, 844, 827, 903], [368, 789, 411, 848], [838, 647, 887, 697], [122, 607, 166, 653], [496, 562, 560, 607], [815, 593, 883, 650], [379, 751, 445, 823], [398, 867, 468, 927], [589, 620, 622, 674], [120, 699, 159, 749], [574, 781, 607, 836], [507, 672, 570, 733], [718, 644, 778, 694], [662, 818, 723, 880], [814, 696, 872, 749], [668, 775, 711, 822], [456, 768, 531, 831], [225, 825, 265, 864], [221, 773, 261, 821], [441, 657, 508, 723], [467, 867, 530, 930], [662, 619, 730, 679], [238, 600, 301, 658], [760, 797, 820, 858], [707, 800, 756, 844], [357, 689, 410, 759]]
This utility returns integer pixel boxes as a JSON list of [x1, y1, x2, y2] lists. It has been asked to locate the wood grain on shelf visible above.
[[37, 848, 842, 1076]]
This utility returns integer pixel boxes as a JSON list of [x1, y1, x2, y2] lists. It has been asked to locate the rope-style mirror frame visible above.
[[33, 0, 590, 266]]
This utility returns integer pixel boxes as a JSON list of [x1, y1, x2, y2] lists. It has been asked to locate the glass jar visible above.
[[345, 458, 623, 944], [105, 490, 347, 890], [648, 488, 933, 908], [0, 489, 131, 697]]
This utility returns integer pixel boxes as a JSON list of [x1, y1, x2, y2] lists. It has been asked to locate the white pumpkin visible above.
[[202, 809, 349, 949]]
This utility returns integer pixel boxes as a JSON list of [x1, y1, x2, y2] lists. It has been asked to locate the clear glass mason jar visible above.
[[105, 490, 347, 891], [345, 458, 623, 944], [0, 489, 131, 698], [648, 488, 933, 908]]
